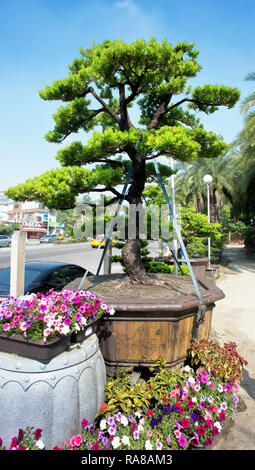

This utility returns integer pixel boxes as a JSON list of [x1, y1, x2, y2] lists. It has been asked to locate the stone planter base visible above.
[[0, 333, 106, 449]]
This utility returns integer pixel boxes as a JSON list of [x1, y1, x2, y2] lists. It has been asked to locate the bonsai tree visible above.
[[6, 38, 240, 284]]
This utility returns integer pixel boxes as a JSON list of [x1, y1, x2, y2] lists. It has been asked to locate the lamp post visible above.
[[169, 157, 178, 275], [203, 174, 213, 269]]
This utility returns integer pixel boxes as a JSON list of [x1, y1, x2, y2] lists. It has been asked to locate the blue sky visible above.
[[1, 0, 255, 191]]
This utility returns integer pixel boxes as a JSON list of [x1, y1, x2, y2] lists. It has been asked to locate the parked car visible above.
[[0, 235, 12, 248], [39, 234, 58, 244], [0, 261, 93, 297]]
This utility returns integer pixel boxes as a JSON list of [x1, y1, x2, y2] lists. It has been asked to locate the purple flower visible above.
[[4, 311, 13, 319], [220, 402, 227, 411], [157, 414, 163, 423], [190, 413, 199, 422], [133, 431, 139, 440], [102, 437, 108, 446], [107, 416, 115, 427], [163, 405, 171, 414], [150, 418, 158, 427], [115, 412, 122, 422], [233, 394, 239, 407]]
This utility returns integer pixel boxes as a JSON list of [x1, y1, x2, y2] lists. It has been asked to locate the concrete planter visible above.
[[0, 333, 106, 449]]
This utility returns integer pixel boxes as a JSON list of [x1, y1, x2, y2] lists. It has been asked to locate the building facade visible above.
[[0, 195, 64, 239]]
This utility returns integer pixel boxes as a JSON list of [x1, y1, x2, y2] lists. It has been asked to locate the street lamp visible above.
[[203, 174, 213, 269], [169, 157, 178, 275]]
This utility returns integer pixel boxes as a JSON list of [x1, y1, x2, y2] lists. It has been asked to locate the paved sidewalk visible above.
[[209, 245, 255, 450]]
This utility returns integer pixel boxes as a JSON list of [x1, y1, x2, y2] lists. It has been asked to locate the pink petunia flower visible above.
[[35, 428, 42, 440], [59, 303, 67, 313], [178, 436, 187, 448], [181, 417, 190, 429], [70, 434, 82, 447]]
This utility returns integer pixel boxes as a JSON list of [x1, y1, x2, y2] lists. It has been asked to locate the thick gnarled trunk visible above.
[[122, 238, 148, 283], [121, 154, 150, 284]]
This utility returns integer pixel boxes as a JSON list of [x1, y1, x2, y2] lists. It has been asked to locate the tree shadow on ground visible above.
[[241, 368, 255, 401], [219, 246, 255, 274]]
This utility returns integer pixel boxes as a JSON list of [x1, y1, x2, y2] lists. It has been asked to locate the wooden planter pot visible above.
[[98, 305, 214, 376], [94, 273, 224, 376]]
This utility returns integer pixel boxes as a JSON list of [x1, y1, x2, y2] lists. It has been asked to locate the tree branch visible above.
[[58, 108, 104, 143], [89, 186, 123, 198], [166, 98, 228, 114], [89, 87, 121, 125], [147, 94, 173, 132], [119, 84, 134, 130]]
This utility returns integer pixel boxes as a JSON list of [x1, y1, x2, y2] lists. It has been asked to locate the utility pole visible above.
[[203, 174, 213, 269]]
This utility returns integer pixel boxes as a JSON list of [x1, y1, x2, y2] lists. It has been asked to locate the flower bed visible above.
[[0, 340, 247, 451]]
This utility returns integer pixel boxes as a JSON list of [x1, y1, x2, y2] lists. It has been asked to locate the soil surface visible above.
[[65, 272, 204, 300]]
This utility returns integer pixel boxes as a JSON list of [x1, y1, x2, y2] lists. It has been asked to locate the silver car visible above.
[[0, 235, 11, 247], [39, 234, 58, 244]]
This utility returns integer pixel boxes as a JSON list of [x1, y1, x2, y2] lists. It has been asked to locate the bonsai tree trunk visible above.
[[121, 154, 151, 284]]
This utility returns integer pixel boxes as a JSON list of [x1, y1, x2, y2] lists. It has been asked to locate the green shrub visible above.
[[243, 225, 255, 248], [188, 339, 248, 385]]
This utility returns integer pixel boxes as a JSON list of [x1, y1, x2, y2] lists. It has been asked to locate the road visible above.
[[0, 239, 161, 274]]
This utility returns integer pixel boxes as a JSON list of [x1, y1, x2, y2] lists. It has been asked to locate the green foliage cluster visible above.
[[243, 225, 255, 249], [96, 375, 152, 419], [144, 261, 190, 275], [188, 339, 248, 385], [181, 207, 224, 257], [0, 223, 20, 235], [96, 338, 246, 423], [96, 362, 188, 420], [6, 38, 239, 211]]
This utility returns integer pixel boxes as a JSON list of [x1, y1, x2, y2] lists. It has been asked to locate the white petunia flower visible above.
[[112, 436, 120, 449], [122, 435, 130, 447], [145, 440, 153, 450], [121, 415, 129, 427], [188, 375, 195, 384], [100, 419, 107, 430], [61, 324, 70, 335], [35, 439, 45, 450]]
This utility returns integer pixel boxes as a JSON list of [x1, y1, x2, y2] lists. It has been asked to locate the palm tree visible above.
[[231, 72, 255, 220], [174, 155, 236, 222]]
